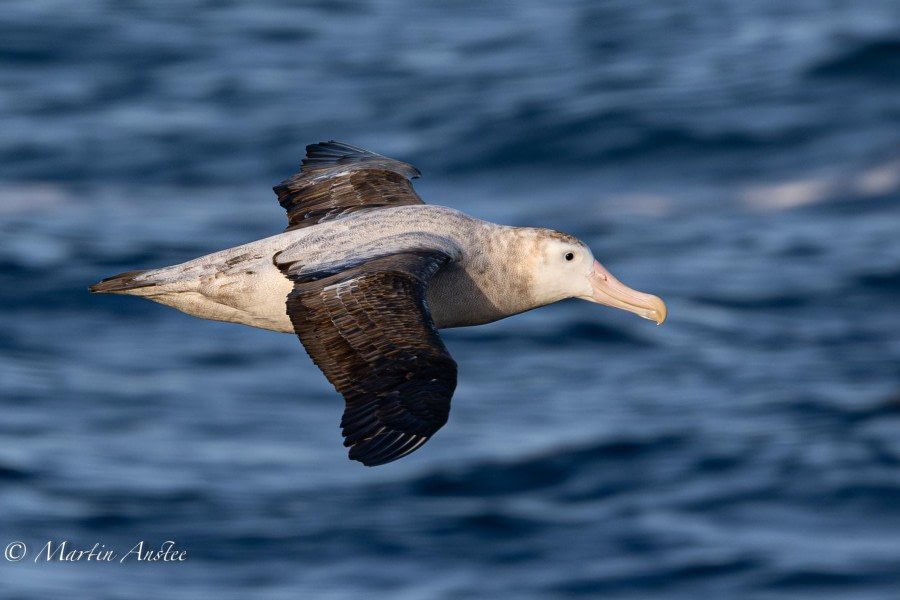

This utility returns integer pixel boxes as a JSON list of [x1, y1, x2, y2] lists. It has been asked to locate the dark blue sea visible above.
[[2, 1, 900, 597]]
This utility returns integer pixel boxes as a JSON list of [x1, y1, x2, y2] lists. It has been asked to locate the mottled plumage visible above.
[[91, 141, 667, 466]]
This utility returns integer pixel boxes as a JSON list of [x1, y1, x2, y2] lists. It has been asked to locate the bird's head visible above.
[[530, 231, 667, 324]]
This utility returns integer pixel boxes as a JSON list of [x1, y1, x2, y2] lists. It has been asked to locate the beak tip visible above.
[[588, 261, 667, 325], [653, 297, 667, 325]]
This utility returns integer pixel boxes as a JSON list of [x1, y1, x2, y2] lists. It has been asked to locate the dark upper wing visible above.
[[274, 141, 425, 232], [279, 249, 457, 466]]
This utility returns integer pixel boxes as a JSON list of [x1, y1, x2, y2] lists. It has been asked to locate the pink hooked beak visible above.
[[588, 260, 667, 324]]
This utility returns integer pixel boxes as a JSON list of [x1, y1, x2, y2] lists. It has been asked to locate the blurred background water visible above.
[[1, 0, 899, 597]]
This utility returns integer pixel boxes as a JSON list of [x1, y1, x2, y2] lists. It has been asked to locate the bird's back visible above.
[[97, 205, 490, 332]]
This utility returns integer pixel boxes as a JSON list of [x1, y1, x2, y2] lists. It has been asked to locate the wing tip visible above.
[[347, 433, 431, 467], [300, 140, 421, 179]]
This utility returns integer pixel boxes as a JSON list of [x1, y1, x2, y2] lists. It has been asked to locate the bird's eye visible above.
[[564, 252, 574, 261]]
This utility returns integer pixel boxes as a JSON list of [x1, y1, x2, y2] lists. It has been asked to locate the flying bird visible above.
[[90, 141, 667, 466]]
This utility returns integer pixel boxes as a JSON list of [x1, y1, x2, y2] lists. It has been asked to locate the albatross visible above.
[[90, 141, 667, 466]]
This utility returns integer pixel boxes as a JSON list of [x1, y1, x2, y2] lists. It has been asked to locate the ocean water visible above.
[[2, 1, 900, 598]]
